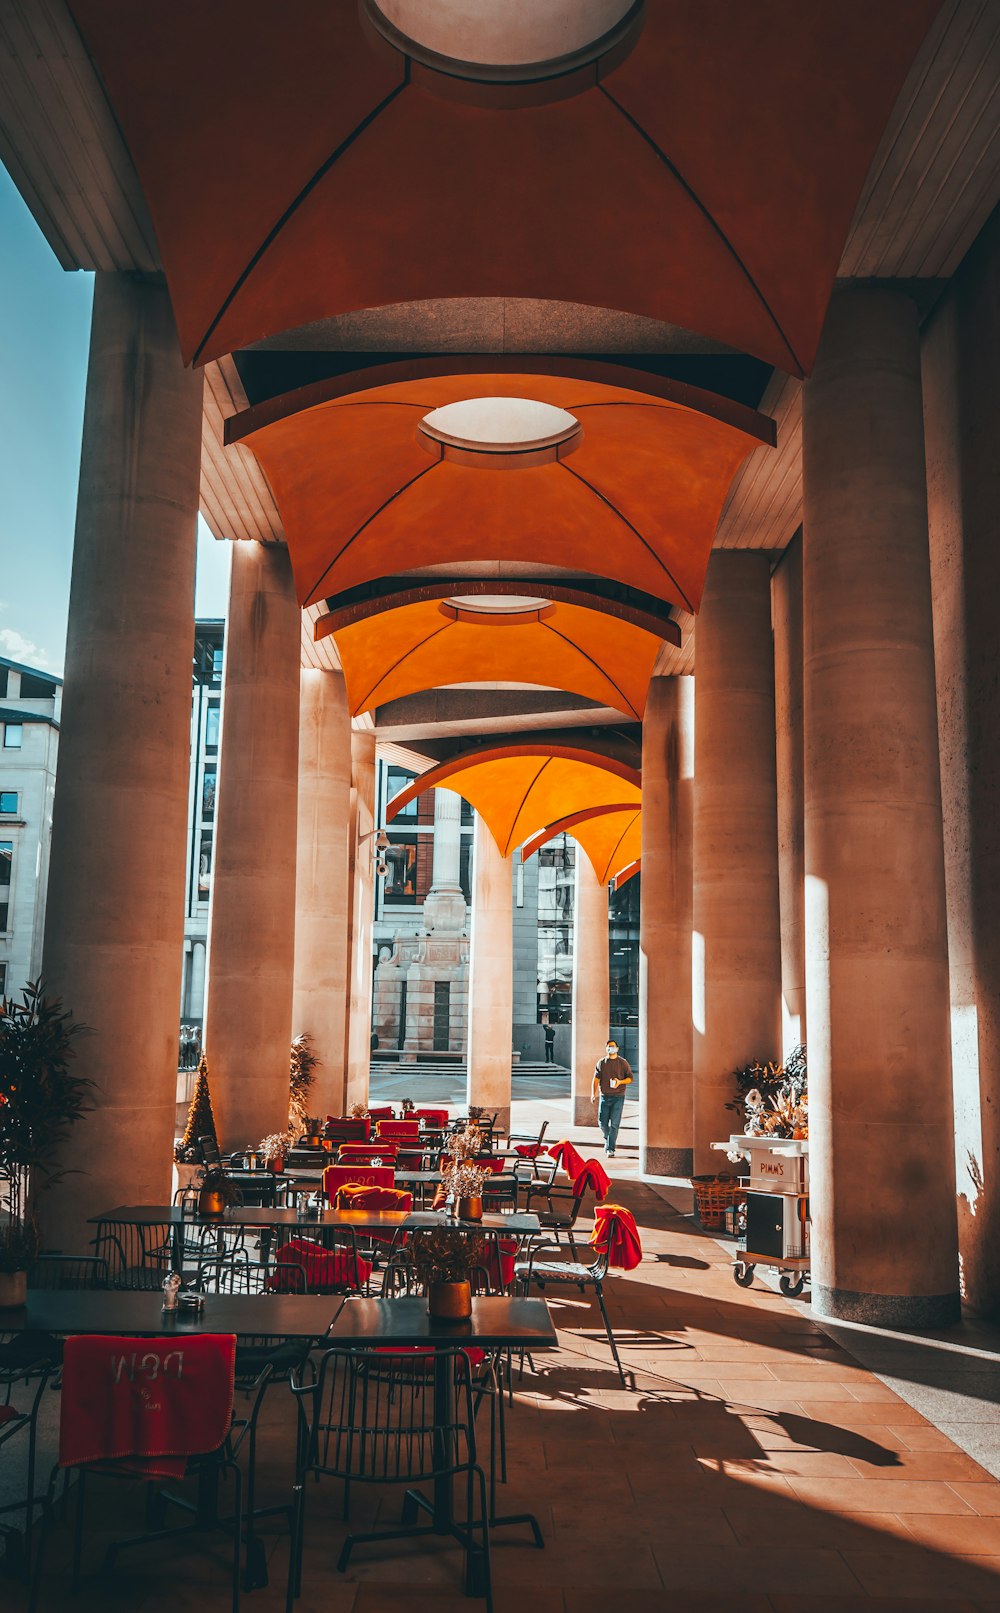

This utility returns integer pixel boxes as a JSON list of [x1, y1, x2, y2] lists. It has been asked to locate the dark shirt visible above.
[[594, 1055, 633, 1096]]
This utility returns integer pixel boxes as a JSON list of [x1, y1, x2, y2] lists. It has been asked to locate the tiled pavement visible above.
[[7, 1096, 1000, 1612]]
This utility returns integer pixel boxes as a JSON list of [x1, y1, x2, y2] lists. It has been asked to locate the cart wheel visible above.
[[733, 1262, 755, 1287], [779, 1273, 806, 1298]]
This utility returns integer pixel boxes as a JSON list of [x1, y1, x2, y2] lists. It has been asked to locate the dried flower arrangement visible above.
[[442, 1159, 490, 1202], [400, 1097, 415, 1114], [733, 1046, 807, 1139], [348, 1102, 369, 1120], [258, 1131, 291, 1164], [409, 1225, 485, 1285], [444, 1126, 485, 1163]]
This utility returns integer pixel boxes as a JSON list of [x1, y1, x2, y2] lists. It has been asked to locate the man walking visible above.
[[591, 1038, 633, 1157]]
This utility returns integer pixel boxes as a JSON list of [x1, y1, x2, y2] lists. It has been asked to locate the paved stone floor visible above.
[[7, 1095, 1000, 1611]]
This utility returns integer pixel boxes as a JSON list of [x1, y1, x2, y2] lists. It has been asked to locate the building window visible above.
[[198, 831, 213, 898], [0, 668, 7, 697], [0, 839, 11, 932], [211, 647, 223, 684], [3, 725, 22, 749], [19, 671, 53, 700], [205, 704, 220, 751], [386, 767, 417, 819], [383, 837, 418, 903], [201, 768, 217, 819], [0, 961, 6, 997], [433, 981, 451, 1052], [0, 792, 16, 815]]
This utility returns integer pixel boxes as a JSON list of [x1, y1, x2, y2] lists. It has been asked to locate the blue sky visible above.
[[0, 164, 230, 675]]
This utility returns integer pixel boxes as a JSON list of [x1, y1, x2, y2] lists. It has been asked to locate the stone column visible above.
[[803, 286, 959, 1327], [188, 940, 207, 1020], [292, 669, 352, 1116], [772, 534, 807, 1052], [422, 787, 466, 932], [692, 552, 782, 1172], [41, 274, 202, 1248], [467, 814, 513, 1134], [640, 675, 694, 1174], [572, 856, 609, 1127], [924, 209, 1000, 1316], [203, 542, 300, 1148], [345, 730, 376, 1107]]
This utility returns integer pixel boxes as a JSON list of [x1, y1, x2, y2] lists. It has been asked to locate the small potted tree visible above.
[[0, 981, 90, 1306], [409, 1226, 486, 1319]]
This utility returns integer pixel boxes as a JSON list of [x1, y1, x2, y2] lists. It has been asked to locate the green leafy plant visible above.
[[289, 1033, 319, 1135], [0, 980, 91, 1271], [409, 1226, 485, 1286]]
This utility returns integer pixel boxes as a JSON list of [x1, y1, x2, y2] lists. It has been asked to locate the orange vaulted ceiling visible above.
[[385, 746, 641, 859], [319, 595, 667, 719], [522, 805, 642, 886], [69, 2, 939, 374], [229, 365, 773, 613]]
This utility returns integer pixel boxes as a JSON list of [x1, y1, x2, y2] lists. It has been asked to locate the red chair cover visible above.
[[414, 1108, 449, 1126], [572, 1159, 612, 1201], [270, 1237, 371, 1293], [335, 1185, 413, 1212], [325, 1115, 371, 1140], [514, 1142, 544, 1158], [551, 1139, 586, 1180], [376, 1120, 420, 1140], [396, 1149, 426, 1171], [338, 1143, 398, 1162], [323, 1163, 395, 1197], [368, 1105, 395, 1119], [590, 1204, 643, 1270], [59, 1334, 236, 1479], [484, 1236, 520, 1291]]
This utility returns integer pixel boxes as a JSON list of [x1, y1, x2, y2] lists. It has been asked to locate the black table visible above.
[[92, 1205, 539, 1235], [327, 1296, 555, 1592], [0, 1288, 345, 1340]]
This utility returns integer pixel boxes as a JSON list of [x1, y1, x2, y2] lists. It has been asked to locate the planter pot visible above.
[[0, 1269, 28, 1308], [199, 1185, 228, 1217], [267, 1156, 285, 1173], [457, 1196, 483, 1222], [427, 1280, 472, 1320]]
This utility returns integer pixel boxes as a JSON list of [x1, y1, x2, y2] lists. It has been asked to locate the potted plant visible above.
[[259, 1132, 290, 1172], [288, 1033, 319, 1135], [0, 981, 90, 1306], [442, 1160, 489, 1222], [409, 1225, 486, 1320], [197, 1164, 239, 1217], [301, 1115, 324, 1146], [400, 1096, 415, 1115]]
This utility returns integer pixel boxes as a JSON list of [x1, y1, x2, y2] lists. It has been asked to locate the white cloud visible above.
[[0, 628, 49, 667]]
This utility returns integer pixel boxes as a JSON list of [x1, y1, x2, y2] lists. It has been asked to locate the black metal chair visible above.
[[515, 1242, 626, 1385], [92, 1219, 177, 1289], [28, 1254, 110, 1291], [0, 1331, 60, 1575], [286, 1345, 492, 1612], [523, 1178, 587, 1254]]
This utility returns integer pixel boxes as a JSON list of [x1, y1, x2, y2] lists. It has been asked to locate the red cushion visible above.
[[323, 1163, 395, 1196], [270, 1237, 371, 1293]]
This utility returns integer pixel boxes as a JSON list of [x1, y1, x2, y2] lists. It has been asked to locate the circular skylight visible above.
[[361, 0, 644, 99], [448, 594, 551, 613], [418, 396, 582, 469], [369, 0, 637, 68]]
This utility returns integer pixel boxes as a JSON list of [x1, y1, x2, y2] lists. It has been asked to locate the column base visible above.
[[480, 1105, 510, 1137], [573, 1096, 596, 1128], [812, 1283, 961, 1331], [642, 1146, 693, 1178]]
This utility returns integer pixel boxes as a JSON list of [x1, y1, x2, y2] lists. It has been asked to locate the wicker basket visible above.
[[691, 1173, 745, 1230]]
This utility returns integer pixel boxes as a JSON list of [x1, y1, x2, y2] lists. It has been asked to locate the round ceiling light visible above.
[[361, 0, 645, 105], [418, 396, 582, 470], [442, 594, 555, 625]]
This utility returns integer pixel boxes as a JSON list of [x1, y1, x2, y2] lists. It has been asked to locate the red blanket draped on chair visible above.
[[59, 1334, 236, 1479], [590, 1204, 643, 1269], [335, 1185, 413, 1212], [323, 1163, 395, 1198], [414, 1108, 449, 1126], [376, 1120, 420, 1141], [550, 1139, 586, 1180], [270, 1236, 371, 1293], [571, 1159, 612, 1200]]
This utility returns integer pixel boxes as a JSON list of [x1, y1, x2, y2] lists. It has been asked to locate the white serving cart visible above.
[[711, 1135, 810, 1297]]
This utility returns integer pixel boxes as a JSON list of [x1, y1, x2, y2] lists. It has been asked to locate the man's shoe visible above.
[[608, 1150, 616, 1158]]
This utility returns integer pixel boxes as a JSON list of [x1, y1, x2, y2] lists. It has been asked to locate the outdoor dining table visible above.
[[0, 1287, 347, 1341], [90, 1204, 542, 1273], [327, 1294, 556, 1594]]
